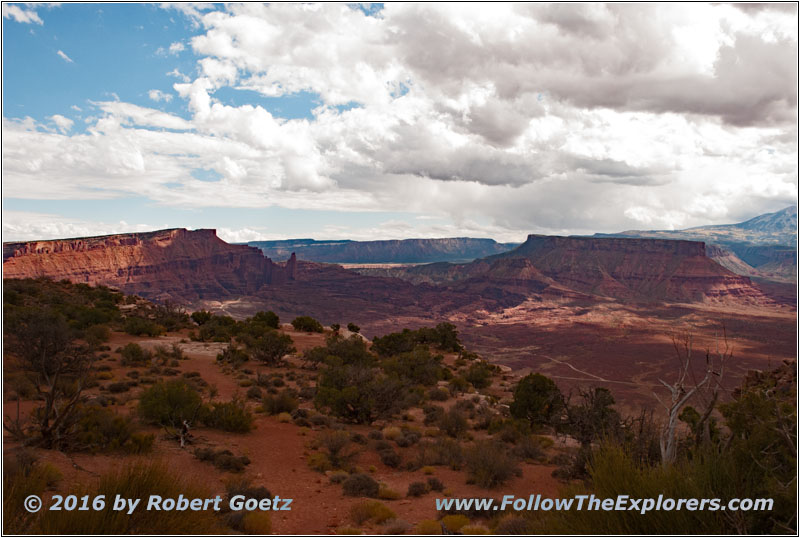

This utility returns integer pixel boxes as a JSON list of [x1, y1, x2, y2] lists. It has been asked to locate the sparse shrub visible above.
[[464, 361, 494, 390], [382, 426, 402, 440], [246, 386, 262, 400], [262, 390, 298, 415], [329, 470, 350, 484], [292, 316, 324, 333], [427, 477, 444, 492], [407, 481, 430, 497], [378, 485, 402, 500], [320, 430, 356, 470], [428, 387, 449, 401], [414, 438, 464, 470], [342, 473, 379, 497], [512, 435, 547, 461], [379, 449, 401, 468], [368, 430, 384, 440], [202, 399, 254, 433], [191, 310, 214, 325], [441, 514, 469, 532], [34, 463, 224, 534], [349, 500, 396, 525], [123, 316, 164, 337], [250, 310, 280, 329], [439, 407, 468, 438], [350, 432, 368, 445], [307, 452, 331, 473], [107, 382, 130, 394], [493, 516, 531, 535], [424, 405, 445, 426], [461, 524, 489, 534], [120, 342, 151, 366], [382, 519, 411, 534], [337, 526, 363, 534], [195, 447, 250, 473], [277, 412, 292, 423], [464, 441, 519, 488], [416, 519, 442, 535], [85, 324, 111, 346], [347, 322, 360, 333], [216, 344, 249, 368], [242, 511, 272, 534], [70, 405, 154, 454]]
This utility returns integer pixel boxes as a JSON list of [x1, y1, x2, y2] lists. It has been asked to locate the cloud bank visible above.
[[3, 3, 797, 241]]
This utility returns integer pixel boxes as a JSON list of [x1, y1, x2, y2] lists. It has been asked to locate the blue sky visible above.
[[2, 3, 796, 243]]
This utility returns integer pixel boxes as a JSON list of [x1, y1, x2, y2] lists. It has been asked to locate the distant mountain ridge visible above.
[[593, 206, 797, 282], [247, 237, 519, 264], [356, 234, 767, 305]]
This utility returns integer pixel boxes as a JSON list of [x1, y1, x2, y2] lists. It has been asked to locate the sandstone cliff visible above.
[[3, 228, 296, 301]]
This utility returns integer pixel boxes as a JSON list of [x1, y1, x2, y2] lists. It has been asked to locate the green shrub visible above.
[[70, 405, 153, 454], [347, 323, 360, 333], [191, 310, 214, 325], [262, 389, 298, 415], [123, 316, 163, 337], [428, 387, 449, 401], [202, 399, 254, 433], [138, 379, 203, 428], [427, 477, 444, 492], [342, 473, 379, 497], [464, 441, 518, 488], [120, 342, 151, 366], [244, 330, 296, 365], [292, 315, 324, 333], [510, 373, 564, 428], [320, 430, 357, 470], [464, 361, 494, 390], [415, 438, 464, 470]]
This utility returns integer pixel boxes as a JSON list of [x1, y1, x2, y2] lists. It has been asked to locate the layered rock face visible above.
[[3, 229, 296, 301], [360, 235, 766, 304], [488, 235, 763, 302]]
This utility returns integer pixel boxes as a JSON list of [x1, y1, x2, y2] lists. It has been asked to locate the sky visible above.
[[2, 3, 797, 243]]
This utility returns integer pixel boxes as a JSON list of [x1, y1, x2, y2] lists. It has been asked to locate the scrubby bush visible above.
[[342, 473, 379, 497], [251, 310, 280, 329], [464, 361, 494, 390], [246, 386, 262, 400], [320, 430, 357, 470], [191, 310, 214, 325], [138, 380, 203, 428], [34, 463, 225, 534], [120, 342, 151, 366], [407, 481, 430, 497], [379, 449, 401, 468], [291, 316, 324, 333], [347, 322, 360, 333], [439, 407, 469, 438], [244, 330, 296, 365], [416, 519, 442, 535], [242, 511, 272, 534], [464, 441, 519, 488], [262, 390, 298, 415], [414, 438, 464, 470], [428, 387, 449, 401], [378, 485, 402, 500], [493, 516, 531, 535], [349, 500, 396, 525], [107, 381, 130, 394], [427, 477, 445, 492], [123, 316, 164, 337], [194, 447, 250, 473], [202, 399, 254, 433], [382, 519, 412, 534], [84, 324, 111, 346], [441, 514, 469, 532]]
